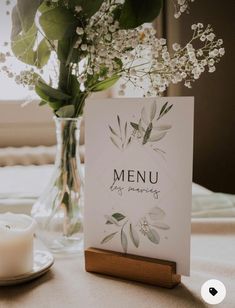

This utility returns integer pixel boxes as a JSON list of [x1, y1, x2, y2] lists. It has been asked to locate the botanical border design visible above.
[[109, 101, 173, 156], [101, 206, 170, 253]]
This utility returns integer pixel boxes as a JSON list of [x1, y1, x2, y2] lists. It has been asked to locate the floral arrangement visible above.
[[0, 0, 225, 118]]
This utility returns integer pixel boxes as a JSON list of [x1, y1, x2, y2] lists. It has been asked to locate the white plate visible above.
[[0, 250, 54, 286]]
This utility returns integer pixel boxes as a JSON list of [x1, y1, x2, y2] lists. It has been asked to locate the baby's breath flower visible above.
[[172, 43, 181, 51], [76, 27, 84, 35]]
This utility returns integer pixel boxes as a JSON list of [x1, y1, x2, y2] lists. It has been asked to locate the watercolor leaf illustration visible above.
[[148, 206, 165, 220], [101, 232, 118, 244], [101, 206, 170, 253], [121, 228, 128, 253], [106, 212, 126, 224], [109, 115, 132, 150], [146, 228, 160, 244], [129, 224, 140, 248], [130, 101, 173, 154]]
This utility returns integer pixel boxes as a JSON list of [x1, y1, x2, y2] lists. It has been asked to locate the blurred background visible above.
[[0, 0, 234, 193]]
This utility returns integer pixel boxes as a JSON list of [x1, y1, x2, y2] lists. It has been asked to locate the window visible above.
[[0, 0, 36, 100]]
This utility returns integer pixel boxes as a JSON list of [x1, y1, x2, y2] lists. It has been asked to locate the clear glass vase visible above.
[[31, 117, 84, 255]]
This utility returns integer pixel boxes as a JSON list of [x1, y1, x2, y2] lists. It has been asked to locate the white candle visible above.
[[0, 213, 36, 278]]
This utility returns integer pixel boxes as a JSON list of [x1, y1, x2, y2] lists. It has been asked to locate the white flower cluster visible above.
[[0, 51, 40, 90], [69, 1, 224, 96], [173, 0, 195, 19], [14, 69, 39, 90], [0, 0, 225, 97], [119, 23, 225, 95]]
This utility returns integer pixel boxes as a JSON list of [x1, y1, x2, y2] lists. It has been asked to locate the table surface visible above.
[[0, 218, 234, 308]]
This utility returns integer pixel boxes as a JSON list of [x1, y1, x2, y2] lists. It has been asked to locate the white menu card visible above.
[[85, 97, 194, 275]]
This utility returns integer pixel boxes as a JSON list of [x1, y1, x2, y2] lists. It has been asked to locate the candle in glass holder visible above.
[[0, 212, 36, 278]]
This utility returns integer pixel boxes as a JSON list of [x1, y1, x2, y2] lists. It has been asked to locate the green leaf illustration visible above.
[[150, 101, 157, 121], [101, 232, 118, 244], [109, 125, 118, 137], [110, 136, 120, 149], [129, 224, 139, 248], [117, 115, 121, 131], [141, 106, 149, 125], [155, 124, 172, 131], [149, 131, 167, 142], [147, 228, 160, 244], [143, 123, 153, 144], [104, 215, 120, 226], [121, 229, 128, 253], [151, 222, 170, 230], [124, 122, 127, 139], [112, 213, 126, 221], [164, 104, 173, 115], [159, 102, 168, 117], [130, 122, 139, 130], [126, 137, 132, 146], [106, 213, 126, 224], [148, 206, 165, 220]]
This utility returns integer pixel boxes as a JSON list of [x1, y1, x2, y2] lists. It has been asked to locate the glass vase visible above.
[[31, 117, 84, 255]]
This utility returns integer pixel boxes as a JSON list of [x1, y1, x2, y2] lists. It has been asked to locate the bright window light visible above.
[[0, 0, 37, 100]]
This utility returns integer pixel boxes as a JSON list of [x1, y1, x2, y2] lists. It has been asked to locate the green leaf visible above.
[[49, 100, 63, 111], [39, 1, 58, 14], [11, 23, 37, 66], [17, 0, 42, 32], [11, 6, 22, 38], [56, 105, 75, 118], [119, 0, 163, 29], [40, 7, 78, 40], [121, 228, 128, 253], [11, 23, 50, 68], [91, 75, 120, 92], [36, 39, 51, 68], [130, 122, 139, 130], [70, 75, 80, 98], [35, 82, 63, 110], [37, 80, 71, 100], [35, 83, 50, 102], [147, 228, 160, 244], [101, 232, 118, 244], [142, 122, 153, 145], [39, 100, 47, 106], [129, 224, 139, 248], [70, 0, 105, 18]]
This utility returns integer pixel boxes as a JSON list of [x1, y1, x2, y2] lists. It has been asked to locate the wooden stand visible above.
[[85, 248, 181, 288]]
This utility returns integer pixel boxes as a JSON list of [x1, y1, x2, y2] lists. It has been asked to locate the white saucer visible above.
[[0, 250, 54, 286]]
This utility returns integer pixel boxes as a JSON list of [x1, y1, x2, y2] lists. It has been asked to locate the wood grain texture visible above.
[[85, 248, 181, 288]]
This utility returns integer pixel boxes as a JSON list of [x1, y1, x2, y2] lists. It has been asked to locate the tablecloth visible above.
[[0, 218, 234, 308]]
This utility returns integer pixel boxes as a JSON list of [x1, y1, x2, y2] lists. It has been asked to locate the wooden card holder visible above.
[[85, 248, 181, 288]]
